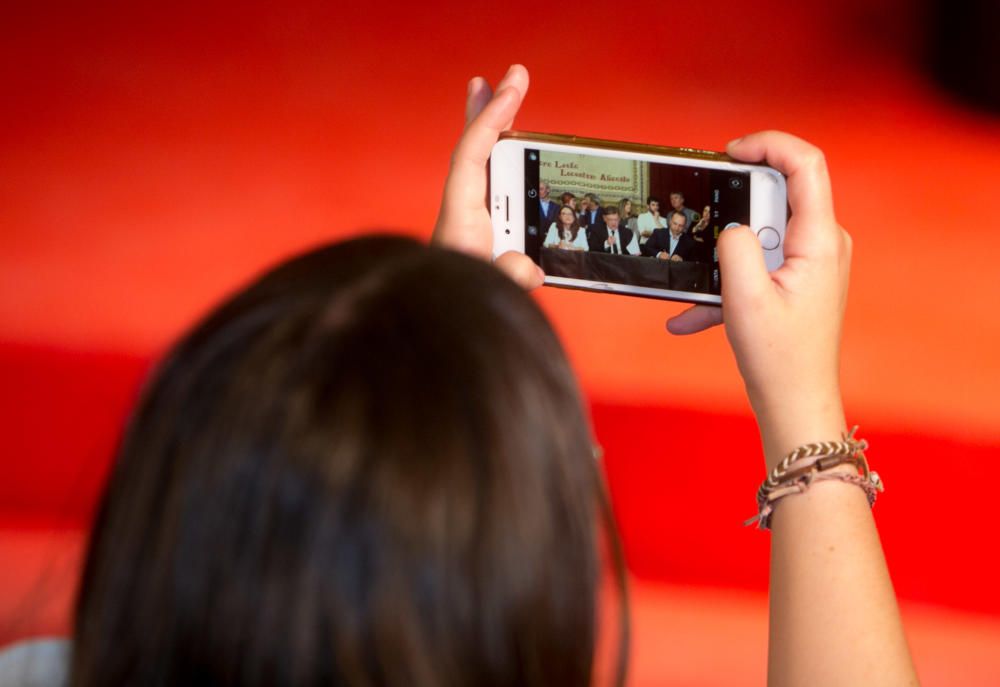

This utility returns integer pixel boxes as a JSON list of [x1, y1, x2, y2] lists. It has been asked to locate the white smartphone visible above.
[[490, 131, 787, 304]]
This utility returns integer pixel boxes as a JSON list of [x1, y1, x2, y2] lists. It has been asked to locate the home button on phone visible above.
[[757, 226, 781, 250]]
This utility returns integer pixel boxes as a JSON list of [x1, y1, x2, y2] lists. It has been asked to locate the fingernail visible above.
[[535, 265, 545, 282], [727, 136, 743, 148]]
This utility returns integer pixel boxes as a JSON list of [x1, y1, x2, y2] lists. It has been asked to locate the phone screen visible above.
[[523, 148, 750, 296]]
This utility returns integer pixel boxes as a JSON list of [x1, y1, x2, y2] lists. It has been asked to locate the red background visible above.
[[2, 1, 999, 684]]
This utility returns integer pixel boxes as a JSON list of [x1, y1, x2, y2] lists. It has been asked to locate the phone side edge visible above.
[[489, 139, 527, 260], [542, 277, 722, 305]]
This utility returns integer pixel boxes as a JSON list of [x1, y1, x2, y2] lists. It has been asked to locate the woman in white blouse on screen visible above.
[[543, 205, 589, 251]]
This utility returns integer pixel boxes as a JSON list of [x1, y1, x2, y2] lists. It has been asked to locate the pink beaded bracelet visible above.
[[746, 427, 884, 530]]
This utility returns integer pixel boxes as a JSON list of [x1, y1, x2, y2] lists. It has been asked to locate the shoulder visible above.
[[0, 639, 71, 687]]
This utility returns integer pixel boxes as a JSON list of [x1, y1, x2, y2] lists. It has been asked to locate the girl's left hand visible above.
[[432, 64, 544, 290]]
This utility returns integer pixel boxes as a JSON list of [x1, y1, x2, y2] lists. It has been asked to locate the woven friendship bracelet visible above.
[[746, 426, 884, 530], [754, 445, 874, 511], [764, 426, 868, 488]]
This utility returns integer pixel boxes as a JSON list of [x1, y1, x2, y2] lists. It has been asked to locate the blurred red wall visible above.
[[2, 0, 999, 669]]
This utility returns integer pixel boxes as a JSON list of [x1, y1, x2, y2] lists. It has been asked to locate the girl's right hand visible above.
[[667, 132, 852, 468]]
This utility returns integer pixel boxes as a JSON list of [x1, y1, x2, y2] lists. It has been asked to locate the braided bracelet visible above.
[[746, 427, 884, 530]]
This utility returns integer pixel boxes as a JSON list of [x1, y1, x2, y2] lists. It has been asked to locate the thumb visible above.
[[495, 251, 545, 290], [717, 225, 771, 305]]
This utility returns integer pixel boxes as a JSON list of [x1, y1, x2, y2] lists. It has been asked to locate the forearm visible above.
[[665, 129, 919, 685], [759, 413, 918, 687], [751, 389, 847, 470]]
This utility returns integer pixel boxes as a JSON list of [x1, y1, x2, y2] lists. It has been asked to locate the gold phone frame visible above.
[[499, 130, 733, 163]]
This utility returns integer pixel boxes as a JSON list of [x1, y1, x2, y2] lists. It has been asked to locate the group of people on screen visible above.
[[538, 182, 712, 263]]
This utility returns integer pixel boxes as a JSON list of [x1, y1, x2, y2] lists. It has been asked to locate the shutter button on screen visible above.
[[757, 226, 781, 250]]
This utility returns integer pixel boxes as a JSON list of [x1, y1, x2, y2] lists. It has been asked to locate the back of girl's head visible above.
[[72, 236, 606, 687]]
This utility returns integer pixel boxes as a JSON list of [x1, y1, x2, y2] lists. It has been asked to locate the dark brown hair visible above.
[[556, 204, 584, 242], [72, 236, 627, 687]]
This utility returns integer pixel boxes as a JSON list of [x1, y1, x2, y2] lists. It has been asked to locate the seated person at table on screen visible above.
[[641, 210, 697, 261], [635, 195, 669, 245], [543, 204, 589, 251], [587, 206, 639, 255]]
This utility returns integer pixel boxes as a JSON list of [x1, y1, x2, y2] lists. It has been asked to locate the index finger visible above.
[[450, 86, 523, 179], [464, 64, 529, 130], [451, 65, 529, 173], [727, 131, 836, 229], [438, 85, 523, 228], [443, 70, 529, 220]]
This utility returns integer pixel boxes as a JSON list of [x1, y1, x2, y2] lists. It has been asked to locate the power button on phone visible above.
[[757, 226, 781, 250]]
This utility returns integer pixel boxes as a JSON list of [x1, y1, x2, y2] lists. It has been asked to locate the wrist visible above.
[[750, 391, 846, 472]]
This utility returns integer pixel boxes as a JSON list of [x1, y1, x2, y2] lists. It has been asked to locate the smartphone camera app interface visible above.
[[524, 149, 750, 295]]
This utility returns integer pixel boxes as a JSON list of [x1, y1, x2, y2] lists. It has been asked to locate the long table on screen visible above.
[[539, 248, 714, 294]]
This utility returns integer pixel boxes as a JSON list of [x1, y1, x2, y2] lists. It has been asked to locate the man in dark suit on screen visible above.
[[538, 181, 559, 230], [642, 210, 697, 262], [587, 206, 640, 255], [577, 193, 605, 233]]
